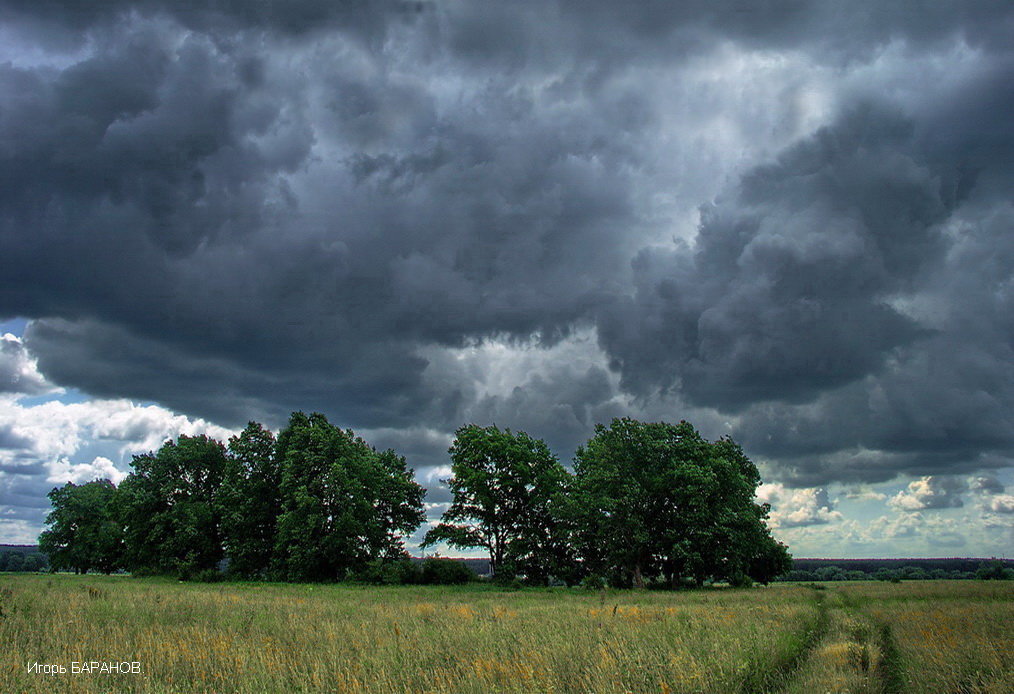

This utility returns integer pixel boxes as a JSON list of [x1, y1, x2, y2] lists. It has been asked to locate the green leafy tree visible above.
[[22, 552, 48, 572], [976, 560, 1013, 580], [219, 422, 280, 578], [38, 480, 124, 574], [117, 435, 227, 578], [422, 424, 574, 582], [569, 418, 788, 588], [274, 412, 425, 582]]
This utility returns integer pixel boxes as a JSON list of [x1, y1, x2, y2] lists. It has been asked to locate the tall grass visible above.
[[2, 576, 816, 693], [842, 580, 1014, 694], [1, 576, 1010, 693]]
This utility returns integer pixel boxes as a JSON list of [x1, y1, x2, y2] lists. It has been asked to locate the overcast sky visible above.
[[1, 1, 1012, 557]]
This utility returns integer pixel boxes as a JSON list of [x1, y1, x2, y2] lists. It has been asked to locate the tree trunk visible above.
[[633, 564, 644, 589]]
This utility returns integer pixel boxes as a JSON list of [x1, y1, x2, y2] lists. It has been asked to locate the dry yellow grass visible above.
[[1, 575, 817, 693], [0, 576, 1010, 693], [843, 581, 1014, 694]]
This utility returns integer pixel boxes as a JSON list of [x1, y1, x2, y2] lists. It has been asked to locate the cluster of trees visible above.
[[41, 413, 424, 581], [423, 419, 790, 588], [0, 549, 48, 572], [39, 415, 791, 587]]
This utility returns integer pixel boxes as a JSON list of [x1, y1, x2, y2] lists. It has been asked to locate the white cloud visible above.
[[0, 333, 57, 396], [987, 494, 1014, 514], [47, 456, 127, 485], [422, 466, 452, 484], [0, 391, 239, 543], [0, 397, 237, 469], [889, 476, 966, 511], [0, 518, 44, 545], [843, 486, 887, 502], [758, 483, 843, 528]]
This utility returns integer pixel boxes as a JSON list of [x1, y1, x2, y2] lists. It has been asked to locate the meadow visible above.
[[0, 575, 1010, 693]]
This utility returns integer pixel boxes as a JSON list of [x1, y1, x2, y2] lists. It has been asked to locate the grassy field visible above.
[[0, 575, 1010, 693]]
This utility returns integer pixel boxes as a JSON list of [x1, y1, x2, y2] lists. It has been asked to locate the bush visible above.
[[419, 558, 476, 585], [354, 558, 421, 585], [728, 572, 754, 588]]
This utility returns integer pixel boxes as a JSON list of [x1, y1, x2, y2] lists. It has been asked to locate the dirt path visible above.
[[775, 585, 901, 694]]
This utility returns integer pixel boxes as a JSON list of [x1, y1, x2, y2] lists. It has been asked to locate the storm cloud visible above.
[[1, 0, 1013, 526]]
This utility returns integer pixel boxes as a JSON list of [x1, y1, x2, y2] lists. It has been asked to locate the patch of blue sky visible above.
[[0, 317, 28, 336], [15, 387, 92, 407]]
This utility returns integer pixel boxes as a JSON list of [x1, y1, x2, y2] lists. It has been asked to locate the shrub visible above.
[[419, 558, 476, 585], [354, 558, 421, 585]]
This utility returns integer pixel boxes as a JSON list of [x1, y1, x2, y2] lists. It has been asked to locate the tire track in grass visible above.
[[876, 622, 904, 694], [739, 586, 830, 694], [779, 587, 889, 694]]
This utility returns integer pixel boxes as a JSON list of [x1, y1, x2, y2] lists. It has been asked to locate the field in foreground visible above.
[[0, 576, 1010, 693]]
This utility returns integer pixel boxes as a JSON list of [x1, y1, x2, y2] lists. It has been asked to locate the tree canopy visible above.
[[274, 412, 426, 582], [36, 413, 791, 588], [118, 435, 227, 578], [219, 421, 280, 578], [38, 479, 123, 574], [422, 424, 573, 582], [568, 418, 790, 587]]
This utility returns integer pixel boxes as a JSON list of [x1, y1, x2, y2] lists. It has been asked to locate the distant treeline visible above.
[[778, 558, 1014, 581], [38, 414, 791, 588], [0, 546, 48, 572]]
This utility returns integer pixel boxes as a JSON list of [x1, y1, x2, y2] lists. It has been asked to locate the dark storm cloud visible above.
[[598, 104, 953, 409], [0, 0, 420, 40], [1, 0, 1013, 492]]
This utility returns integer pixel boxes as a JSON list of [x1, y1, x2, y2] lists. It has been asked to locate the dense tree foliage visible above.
[[422, 424, 572, 582], [36, 414, 795, 588], [0, 550, 48, 571], [219, 422, 280, 578], [118, 435, 227, 578], [274, 412, 426, 582], [38, 480, 123, 574], [568, 418, 789, 587]]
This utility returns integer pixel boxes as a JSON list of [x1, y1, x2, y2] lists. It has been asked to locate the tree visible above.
[[274, 412, 425, 582], [569, 418, 788, 588], [38, 480, 123, 574], [2, 551, 24, 572], [219, 422, 280, 578], [976, 560, 1013, 580], [22, 552, 48, 572], [422, 424, 573, 582], [117, 435, 227, 577]]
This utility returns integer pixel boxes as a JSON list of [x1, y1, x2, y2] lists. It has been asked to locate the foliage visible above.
[[219, 422, 280, 578], [0, 551, 47, 572], [976, 560, 1014, 581], [423, 424, 573, 583], [117, 435, 227, 578], [274, 412, 426, 582], [568, 417, 788, 587], [34, 414, 793, 589], [419, 557, 477, 585], [37, 480, 123, 574]]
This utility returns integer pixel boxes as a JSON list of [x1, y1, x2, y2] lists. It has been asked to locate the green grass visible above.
[[0, 576, 1010, 693]]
